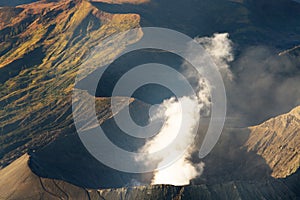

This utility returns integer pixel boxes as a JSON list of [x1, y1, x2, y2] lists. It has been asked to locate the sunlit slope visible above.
[[0, 0, 141, 168], [245, 106, 300, 178], [199, 106, 300, 186], [0, 154, 93, 199]]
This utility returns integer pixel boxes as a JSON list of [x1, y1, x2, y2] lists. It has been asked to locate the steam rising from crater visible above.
[[136, 33, 234, 186], [195, 33, 234, 80]]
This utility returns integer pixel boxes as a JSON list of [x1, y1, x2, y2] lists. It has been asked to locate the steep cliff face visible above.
[[95, 180, 299, 200], [245, 106, 300, 178], [0, 0, 141, 168]]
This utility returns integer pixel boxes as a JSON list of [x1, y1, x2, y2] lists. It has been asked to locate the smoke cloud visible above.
[[227, 46, 300, 126], [195, 33, 234, 80], [192, 34, 300, 128], [136, 33, 234, 186], [132, 32, 300, 185], [137, 88, 208, 185]]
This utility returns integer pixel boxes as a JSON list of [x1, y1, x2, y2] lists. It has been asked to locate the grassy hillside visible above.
[[0, 0, 141, 168]]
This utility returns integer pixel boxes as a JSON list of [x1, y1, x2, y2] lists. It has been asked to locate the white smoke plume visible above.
[[136, 33, 234, 186], [195, 33, 234, 80], [137, 90, 208, 185]]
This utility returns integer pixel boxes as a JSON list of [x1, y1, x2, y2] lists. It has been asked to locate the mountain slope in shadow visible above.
[[91, 0, 300, 49]]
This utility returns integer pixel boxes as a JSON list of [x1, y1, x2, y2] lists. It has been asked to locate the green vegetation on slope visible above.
[[0, 0, 141, 168]]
